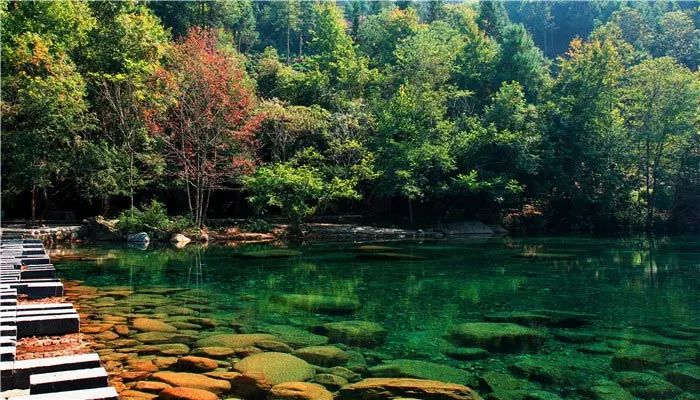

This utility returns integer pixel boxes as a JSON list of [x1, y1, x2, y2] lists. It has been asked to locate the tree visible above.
[[494, 23, 550, 101], [257, 100, 330, 162], [84, 1, 170, 209], [358, 7, 422, 69], [244, 161, 359, 230], [621, 57, 700, 232], [654, 11, 700, 69], [546, 38, 628, 231], [2, 33, 94, 222], [372, 83, 456, 222], [147, 28, 263, 227], [477, 0, 509, 40]]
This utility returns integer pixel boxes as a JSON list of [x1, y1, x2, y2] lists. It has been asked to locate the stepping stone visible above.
[[30, 367, 109, 394], [16, 303, 74, 311], [0, 345, 15, 361], [0, 324, 17, 338], [12, 386, 118, 400], [22, 250, 47, 256], [15, 308, 77, 317], [6, 353, 102, 389], [19, 258, 51, 266], [17, 282, 64, 298], [21, 268, 56, 279], [16, 313, 80, 337]]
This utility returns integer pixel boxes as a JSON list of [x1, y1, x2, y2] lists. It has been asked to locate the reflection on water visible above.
[[52, 236, 700, 399]]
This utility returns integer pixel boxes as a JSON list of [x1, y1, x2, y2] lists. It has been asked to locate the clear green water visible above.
[[54, 236, 700, 399]]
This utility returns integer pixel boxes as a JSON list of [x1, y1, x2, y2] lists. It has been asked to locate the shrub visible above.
[[117, 200, 193, 234]]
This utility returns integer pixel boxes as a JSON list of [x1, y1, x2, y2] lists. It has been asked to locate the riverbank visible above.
[[4, 219, 505, 246]]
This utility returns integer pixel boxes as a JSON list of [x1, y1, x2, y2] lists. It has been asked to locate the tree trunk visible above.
[[286, 12, 291, 64], [645, 136, 653, 234], [408, 197, 413, 225], [30, 184, 37, 225]]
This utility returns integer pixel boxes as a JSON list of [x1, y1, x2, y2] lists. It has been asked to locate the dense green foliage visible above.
[[2, 0, 699, 233]]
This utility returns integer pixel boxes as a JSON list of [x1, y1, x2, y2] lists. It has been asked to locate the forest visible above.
[[1, 0, 699, 234]]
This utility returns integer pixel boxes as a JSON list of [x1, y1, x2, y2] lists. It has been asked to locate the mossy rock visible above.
[[233, 352, 315, 385], [612, 345, 665, 371], [555, 330, 598, 344], [443, 347, 490, 361], [587, 379, 634, 400], [317, 320, 387, 348], [355, 252, 425, 261], [368, 359, 476, 386], [483, 311, 553, 327], [449, 322, 546, 353], [509, 358, 573, 385], [614, 371, 682, 399], [354, 245, 402, 253], [238, 249, 303, 258], [194, 333, 276, 349], [271, 294, 361, 314], [261, 324, 329, 348], [665, 363, 700, 391]]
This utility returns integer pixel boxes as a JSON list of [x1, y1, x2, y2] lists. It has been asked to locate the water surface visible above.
[[54, 236, 700, 399]]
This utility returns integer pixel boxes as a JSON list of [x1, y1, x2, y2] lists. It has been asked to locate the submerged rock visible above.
[[159, 386, 218, 400], [293, 345, 349, 367], [152, 305, 196, 316], [268, 381, 334, 400], [177, 356, 219, 372], [614, 371, 682, 399], [449, 322, 545, 353], [233, 352, 315, 385], [132, 318, 177, 333], [132, 332, 192, 344], [338, 378, 483, 400], [479, 371, 539, 397], [354, 245, 402, 253], [157, 343, 191, 356], [611, 344, 665, 371], [665, 363, 700, 391], [483, 311, 553, 327], [355, 252, 425, 261], [369, 359, 475, 386], [314, 373, 349, 390], [192, 346, 236, 359], [318, 320, 387, 347], [443, 347, 490, 361], [271, 294, 361, 314], [587, 379, 634, 400], [261, 325, 329, 348], [239, 249, 302, 258], [153, 371, 231, 394], [194, 333, 276, 349], [554, 331, 598, 344]]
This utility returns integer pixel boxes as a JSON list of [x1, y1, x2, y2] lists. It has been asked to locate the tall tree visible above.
[[147, 28, 263, 227], [2, 33, 94, 221], [621, 57, 700, 232], [546, 38, 627, 231], [1, 1, 95, 221], [83, 1, 170, 209], [494, 23, 550, 101]]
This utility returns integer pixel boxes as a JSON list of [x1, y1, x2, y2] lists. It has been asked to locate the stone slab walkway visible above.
[[0, 238, 117, 400]]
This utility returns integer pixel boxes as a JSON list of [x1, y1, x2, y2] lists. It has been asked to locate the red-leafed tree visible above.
[[147, 27, 262, 227]]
